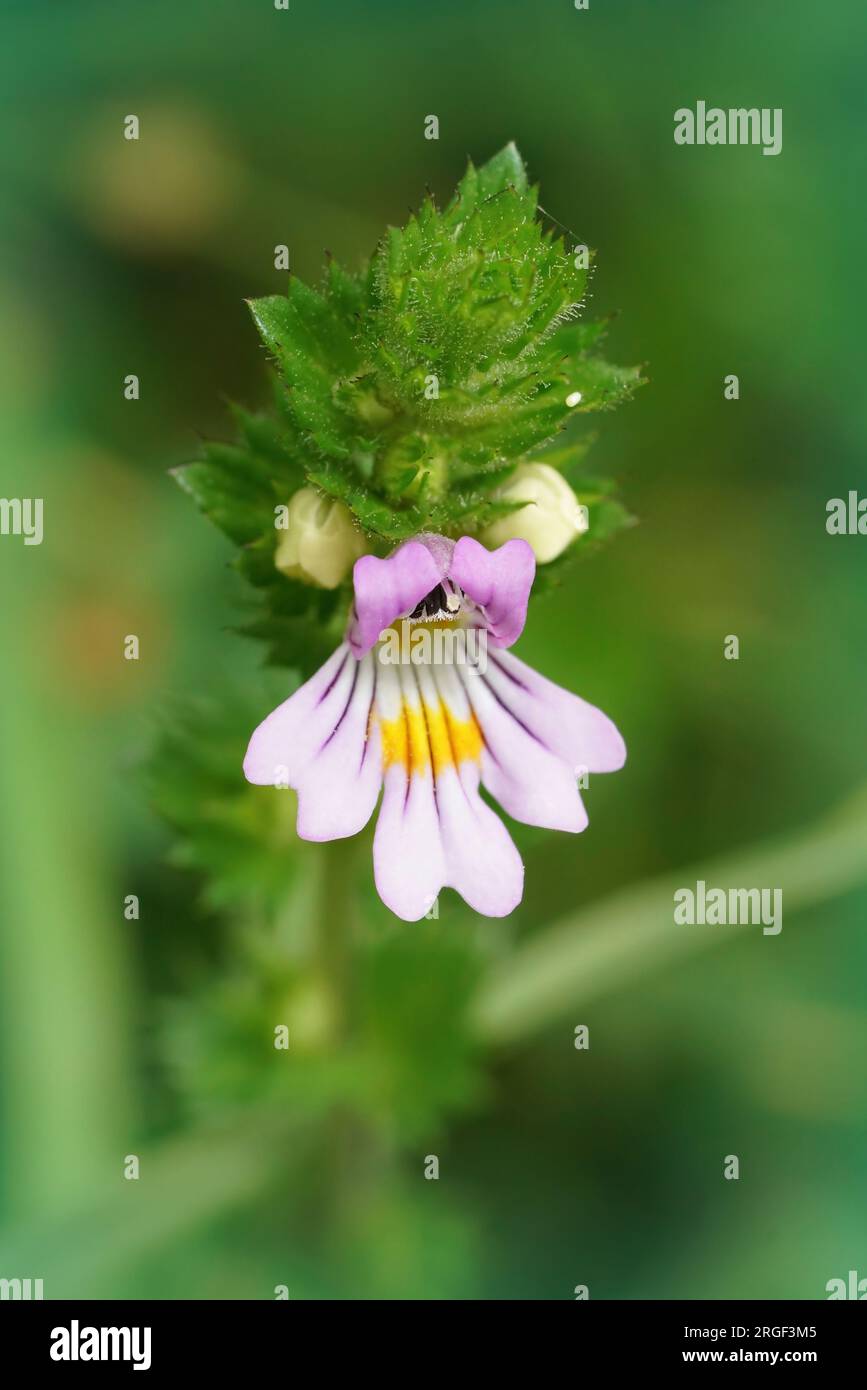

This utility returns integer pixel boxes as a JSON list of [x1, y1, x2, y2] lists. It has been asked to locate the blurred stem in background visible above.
[[0, 467, 133, 1224], [474, 787, 867, 1045], [2, 783, 865, 1291], [315, 837, 359, 1044]]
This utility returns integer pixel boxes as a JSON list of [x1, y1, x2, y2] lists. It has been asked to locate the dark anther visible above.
[[409, 584, 448, 620]]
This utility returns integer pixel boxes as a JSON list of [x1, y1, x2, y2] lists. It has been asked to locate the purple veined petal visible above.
[[294, 650, 382, 841], [485, 648, 627, 774], [434, 759, 524, 917], [373, 660, 523, 920], [243, 643, 354, 787], [449, 536, 535, 648], [452, 661, 588, 833], [372, 660, 446, 920], [374, 762, 445, 920], [348, 541, 443, 658], [422, 662, 522, 912], [245, 642, 383, 842]]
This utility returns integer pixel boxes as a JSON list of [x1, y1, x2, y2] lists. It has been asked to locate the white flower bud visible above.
[[480, 463, 589, 563], [274, 487, 368, 589]]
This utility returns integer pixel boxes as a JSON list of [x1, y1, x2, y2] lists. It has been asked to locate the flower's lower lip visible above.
[[244, 632, 625, 920]]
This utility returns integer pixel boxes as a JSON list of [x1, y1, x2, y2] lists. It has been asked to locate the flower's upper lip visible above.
[[348, 540, 443, 658], [348, 534, 536, 659]]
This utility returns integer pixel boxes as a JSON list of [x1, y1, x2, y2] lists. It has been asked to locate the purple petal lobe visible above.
[[435, 763, 525, 917], [349, 542, 443, 657], [243, 642, 382, 842], [374, 764, 446, 921], [457, 664, 589, 833], [243, 644, 352, 786], [372, 659, 523, 920], [450, 536, 535, 647], [295, 651, 382, 841]]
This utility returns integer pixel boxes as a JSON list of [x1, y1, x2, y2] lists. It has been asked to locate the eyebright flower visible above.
[[244, 533, 625, 920], [481, 462, 589, 563]]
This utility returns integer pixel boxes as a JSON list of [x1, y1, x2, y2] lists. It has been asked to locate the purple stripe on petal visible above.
[[488, 650, 627, 774], [243, 644, 352, 787], [457, 664, 589, 833], [373, 764, 445, 921], [372, 660, 523, 919], [295, 651, 382, 842]]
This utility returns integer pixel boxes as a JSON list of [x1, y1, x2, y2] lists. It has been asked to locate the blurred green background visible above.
[[1, 0, 866, 1300]]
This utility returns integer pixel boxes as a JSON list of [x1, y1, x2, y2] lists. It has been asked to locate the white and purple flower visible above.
[[244, 533, 625, 920]]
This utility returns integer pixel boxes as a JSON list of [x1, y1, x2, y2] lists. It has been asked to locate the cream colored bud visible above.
[[274, 488, 367, 588], [480, 463, 589, 563]]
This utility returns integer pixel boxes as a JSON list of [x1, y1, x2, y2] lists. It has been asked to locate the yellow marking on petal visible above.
[[379, 699, 482, 777], [406, 704, 432, 776], [380, 705, 411, 771], [424, 700, 454, 776], [441, 701, 484, 771]]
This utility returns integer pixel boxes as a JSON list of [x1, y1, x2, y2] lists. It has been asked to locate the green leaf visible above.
[[145, 681, 304, 916], [172, 443, 281, 547], [468, 140, 529, 200]]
